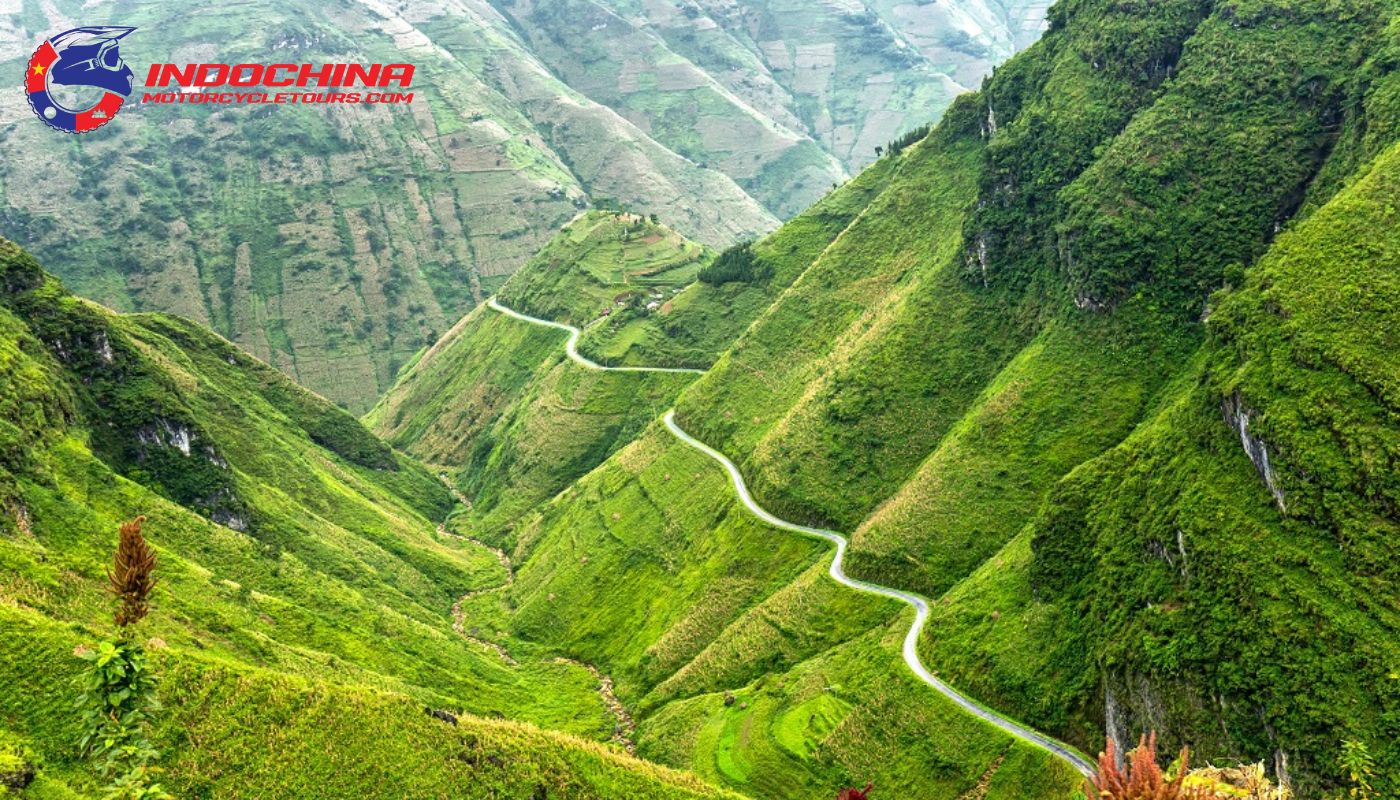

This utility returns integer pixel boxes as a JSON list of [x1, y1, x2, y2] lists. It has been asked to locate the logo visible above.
[[25, 26, 136, 134], [23, 27, 418, 133]]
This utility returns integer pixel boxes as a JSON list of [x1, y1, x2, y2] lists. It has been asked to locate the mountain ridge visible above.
[[0, 0, 1049, 412]]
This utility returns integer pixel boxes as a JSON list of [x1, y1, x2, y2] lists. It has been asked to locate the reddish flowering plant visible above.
[[108, 515, 157, 628], [1090, 733, 1207, 800]]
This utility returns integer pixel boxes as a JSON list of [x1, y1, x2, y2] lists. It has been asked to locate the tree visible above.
[[698, 241, 767, 285]]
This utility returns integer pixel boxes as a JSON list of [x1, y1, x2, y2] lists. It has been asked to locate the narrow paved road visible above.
[[487, 297, 1096, 779], [663, 411, 1095, 778], [488, 298, 706, 374]]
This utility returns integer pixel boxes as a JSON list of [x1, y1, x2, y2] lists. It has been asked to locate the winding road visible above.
[[488, 298, 706, 374], [487, 297, 1096, 779]]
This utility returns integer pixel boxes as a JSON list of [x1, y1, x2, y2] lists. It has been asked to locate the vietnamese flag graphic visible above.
[[25, 41, 56, 93]]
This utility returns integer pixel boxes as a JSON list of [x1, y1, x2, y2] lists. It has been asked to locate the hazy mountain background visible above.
[[0, 0, 1047, 412]]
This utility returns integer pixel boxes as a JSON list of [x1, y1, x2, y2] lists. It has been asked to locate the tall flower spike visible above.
[[109, 516, 157, 627]]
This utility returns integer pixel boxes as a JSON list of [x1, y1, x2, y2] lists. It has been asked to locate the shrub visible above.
[[76, 516, 171, 800], [698, 242, 767, 285], [1089, 733, 1200, 800], [1087, 733, 1289, 800]]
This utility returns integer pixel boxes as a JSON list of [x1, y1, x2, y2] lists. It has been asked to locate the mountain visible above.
[[488, 0, 1043, 217], [7, 0, 1397, 795], [401, 0, 1400, 796], [0, 0, 1046, 412], [0, 238, 746, 798], [378, 152, 1086, 797], [367, 211, 713, 540]]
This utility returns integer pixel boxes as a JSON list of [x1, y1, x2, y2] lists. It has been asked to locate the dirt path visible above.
[[555, 657, 636, 752], [436, 477, 632, 748]]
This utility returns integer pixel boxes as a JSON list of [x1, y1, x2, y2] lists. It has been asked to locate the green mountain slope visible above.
[[0, 0, 1049, 413], [367, 176, 891, 546], [1026, 136, 1400, 789], [1, 605, 745, 800], [666, 0, 1400, 793], [501, 421, 1083, 798], [495, 212, 712, 329], [0, 0, 777, 413], [366, 213, 712, 542], [0, 239, 742, 797], [573, 155, 901, 370], [419, 0, 1400, 796]]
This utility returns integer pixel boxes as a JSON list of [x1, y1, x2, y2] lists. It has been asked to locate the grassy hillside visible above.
[[1025, 137, 1400, 789], [367, 213, 712, 543], [420, 0, 1400, 797], [496, 212, 712, 329], [0, 238, 745, 796], [368, 161, 899, 548], [575, 155, 902, 370], [0, 605, 746, 800], [500, 424, 1082, 799]]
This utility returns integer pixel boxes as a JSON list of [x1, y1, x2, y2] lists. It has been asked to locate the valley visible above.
[[0, 0, 1047, 413], [2, 0, 1399, 797], [478, 289, 1095, 777]]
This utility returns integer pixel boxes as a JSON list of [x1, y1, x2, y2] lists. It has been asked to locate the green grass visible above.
[[499, 423, 1083, 799], [0, 606, 746, 800], [639, 625, 1081, 800], [0, 241, 741, 796]]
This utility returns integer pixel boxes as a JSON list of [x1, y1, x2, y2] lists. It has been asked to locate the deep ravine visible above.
[[486, 296, 1097, 778]]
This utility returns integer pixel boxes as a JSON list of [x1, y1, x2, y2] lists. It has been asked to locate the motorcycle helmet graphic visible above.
[[25, 26, 137, 133]]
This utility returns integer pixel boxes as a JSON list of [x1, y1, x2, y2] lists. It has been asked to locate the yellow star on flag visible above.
[[31, 62, 45, 76]]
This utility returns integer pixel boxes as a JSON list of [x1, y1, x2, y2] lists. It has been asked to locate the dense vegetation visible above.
[[393, 0, 1400, 796], [0, 239, 743, 797], [4, 0, 1399, 796], [697, 244, 767, 286]]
